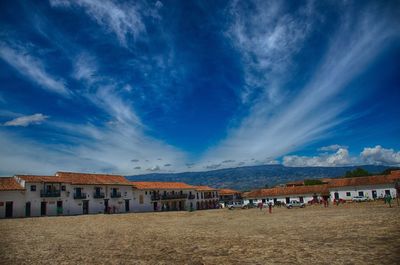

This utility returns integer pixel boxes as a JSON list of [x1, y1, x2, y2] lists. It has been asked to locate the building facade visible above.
[[0, 172, 220, 218]]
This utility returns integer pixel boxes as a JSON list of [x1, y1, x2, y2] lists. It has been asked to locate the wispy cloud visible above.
[[0, 42, 69, 96], [201, 2, 398, 168], [227, 0, 315, 104], [3, 113, 49, 127], [49, 0, 146, 47], [318, 144, 348, 152]]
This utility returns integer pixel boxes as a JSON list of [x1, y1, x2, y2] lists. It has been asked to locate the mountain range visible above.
[[127, 165, 391, 191]]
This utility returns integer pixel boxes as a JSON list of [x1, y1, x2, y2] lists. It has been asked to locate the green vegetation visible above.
[[304, 179, 323, 185], [344, 168, 369, 178]]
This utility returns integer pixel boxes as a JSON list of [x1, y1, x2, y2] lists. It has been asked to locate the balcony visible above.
[[161, 194, 188, 200], [93, 192, 105, 199], [110, 192, 121, 198], [188, 194, 195, 200], [40, 190, 61, 197], [74, 192, 87, 199], [151, 194, 161, 201]]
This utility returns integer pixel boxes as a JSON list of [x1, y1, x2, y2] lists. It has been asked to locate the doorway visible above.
[[285, 197, 290, 204], [5, 201, 13, 218], [334, 192, 339, 200], [125, 200, 130, 212], [372, 190, 377, 199], [57, 201, 63, 215], [25, 202, 31, 217], [153, 202, 158, 211], [41, 201, 47, 216], [83, 200, 89, 214], [104, 199, 109, 213]]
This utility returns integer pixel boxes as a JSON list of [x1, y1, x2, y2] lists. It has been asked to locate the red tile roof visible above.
[[0, 177, 25, 191], [328, 175, 399, 188], [244, 185, 330, 198], [195, 185, 218, 191], [219, 188, 241, 195], [16, 175, 63, 183], [16, 172, 131, 185], [56, 172, 131, 185], [131, 181, 194, 190]]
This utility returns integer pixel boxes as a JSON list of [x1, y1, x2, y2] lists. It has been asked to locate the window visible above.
[[385, 190, 391, 195], [358, 191, 364, 197], [61, 185, 66, 191], [30, 185, 36, 191], [346, 192, 351, 196], [75, 187, 82, 195]]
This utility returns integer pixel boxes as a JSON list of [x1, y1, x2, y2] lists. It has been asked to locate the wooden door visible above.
[[5, 201, 13, 218]]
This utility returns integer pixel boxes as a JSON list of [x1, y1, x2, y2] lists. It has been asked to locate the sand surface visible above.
[[1, 201, 399, 265]]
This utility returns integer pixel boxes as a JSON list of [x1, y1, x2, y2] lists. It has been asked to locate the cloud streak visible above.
[[201, 1, 399, 169], [3, 113, 49, 127], [0, 42, 69, 96], [50, 0, 146, 47]]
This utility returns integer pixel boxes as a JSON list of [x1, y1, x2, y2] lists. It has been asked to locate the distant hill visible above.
[[127, 164, 390, 191]]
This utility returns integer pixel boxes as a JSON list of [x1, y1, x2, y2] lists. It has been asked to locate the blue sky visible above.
[[0, 0, 399, 175]]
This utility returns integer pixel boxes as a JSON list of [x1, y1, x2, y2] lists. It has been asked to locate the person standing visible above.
[[268, 202, 272, 214]]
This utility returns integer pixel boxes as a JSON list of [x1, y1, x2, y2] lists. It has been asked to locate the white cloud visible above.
[[361, 145, 400, 166], [283, 148, 352, 167], [3, 113, 49, 127], [202, 2, 398, 167], [227, 0, 315, 104], [155, 1, 163, 9], [0, 42, 69, 96], [319, 144, 348, 152], [50, 0, 146, 47], [146, 165, 161, 171]]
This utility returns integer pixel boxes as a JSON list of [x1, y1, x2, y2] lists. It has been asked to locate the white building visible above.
[[13, 172, 134, 217], [0, 172, 221, 218], [243, 185, 330, 205], [130, 182, 219, 212], [0, 178, 26, 218], [243, 170, 400, 205], [193, 186, 219, 210], [329, 172, 400, 201]]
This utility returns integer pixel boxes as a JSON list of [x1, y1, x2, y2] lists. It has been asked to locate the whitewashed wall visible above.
[[329, 184, 397, 201], [0, 190, 26, 218]]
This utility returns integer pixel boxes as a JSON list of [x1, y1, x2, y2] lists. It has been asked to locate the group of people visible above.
[[257, 202, 273, 213]]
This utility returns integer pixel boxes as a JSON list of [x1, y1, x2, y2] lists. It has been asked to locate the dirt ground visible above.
[[1, 201, 399, 265]]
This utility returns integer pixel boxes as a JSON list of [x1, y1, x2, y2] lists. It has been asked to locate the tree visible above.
[[344, 168, 369, 178], [304, 179, 323, 186]]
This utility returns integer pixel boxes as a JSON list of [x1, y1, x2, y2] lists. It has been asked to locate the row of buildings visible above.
[[242, 170, 400, 205], [0, 172, 221, 218], [1, 170, 399, 218]]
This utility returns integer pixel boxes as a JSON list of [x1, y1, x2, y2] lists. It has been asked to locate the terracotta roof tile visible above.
[[328, 175, 397, 188], [195, 185, 218, 191], [219, 189, 241, 195], [131, 182, 194, 190], [0, 177, 25, 191], [16, 175, 63, 183], [244, 185, 329, 198], [56, 172, 131, 185]]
